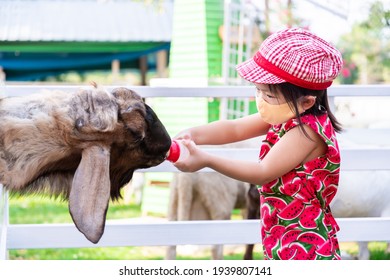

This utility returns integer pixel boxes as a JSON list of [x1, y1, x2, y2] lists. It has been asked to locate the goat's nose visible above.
[[143, 104, 171, 154]]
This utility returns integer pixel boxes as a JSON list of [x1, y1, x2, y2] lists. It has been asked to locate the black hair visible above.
[[268, 83, 342, 137]]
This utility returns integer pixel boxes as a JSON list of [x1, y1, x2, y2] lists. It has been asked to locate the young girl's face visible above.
[[254, 83, 306, 125], [254, 83, 286, 105]]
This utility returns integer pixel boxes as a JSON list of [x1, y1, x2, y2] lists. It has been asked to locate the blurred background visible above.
[[1, 0, 388, 85]]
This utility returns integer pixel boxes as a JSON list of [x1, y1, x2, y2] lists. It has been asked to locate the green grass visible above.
[[339, 242, 390, 260], [7, 195, 390, 260], [10, 247, 264, 260], [369, 243, 390, 260], [8, 194, 150, 260], [8, 194, 142, 224]]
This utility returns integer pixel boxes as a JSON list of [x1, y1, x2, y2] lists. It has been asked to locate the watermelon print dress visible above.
[[259, 113, 341, 260]]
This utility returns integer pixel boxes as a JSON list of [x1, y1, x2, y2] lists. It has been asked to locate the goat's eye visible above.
[[125, 103, 144, 113], [76, 118, 85, 128], [127, 127, 144, 141]]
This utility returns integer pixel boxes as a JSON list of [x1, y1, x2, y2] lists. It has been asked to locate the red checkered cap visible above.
[[236, 28, 343, 90]]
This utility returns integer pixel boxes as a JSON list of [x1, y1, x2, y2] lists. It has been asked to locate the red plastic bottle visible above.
[[166, 140, 190, 163]]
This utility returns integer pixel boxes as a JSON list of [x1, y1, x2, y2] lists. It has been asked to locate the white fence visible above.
[[1, 85, 390, 260]]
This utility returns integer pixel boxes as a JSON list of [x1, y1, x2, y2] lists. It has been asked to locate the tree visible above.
[[337, 1, 390, 84]]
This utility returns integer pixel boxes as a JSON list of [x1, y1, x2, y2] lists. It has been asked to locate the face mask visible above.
[[256, 97, 303, 125]]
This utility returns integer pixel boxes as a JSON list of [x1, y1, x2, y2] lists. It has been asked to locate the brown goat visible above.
[[0, 86, 171, 243]]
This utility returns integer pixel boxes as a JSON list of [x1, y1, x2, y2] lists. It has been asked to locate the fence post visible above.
[[0, 185, 9, 260]]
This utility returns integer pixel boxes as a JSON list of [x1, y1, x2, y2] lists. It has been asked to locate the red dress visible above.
[[259, 113, 341, 260]]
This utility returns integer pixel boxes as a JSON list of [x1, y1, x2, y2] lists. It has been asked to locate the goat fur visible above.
[[331, 170, 390, 259], [0, 86, 171, 243]]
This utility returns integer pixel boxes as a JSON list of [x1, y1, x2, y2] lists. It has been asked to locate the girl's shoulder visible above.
[[285, 114, 339, 160], [285, 113, 334, 138]]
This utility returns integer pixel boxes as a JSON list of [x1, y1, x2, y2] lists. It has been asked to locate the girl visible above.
[[173, 28, 343, 260]]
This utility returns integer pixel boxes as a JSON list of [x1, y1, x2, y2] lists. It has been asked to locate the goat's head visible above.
[[0, 86, 171, 243]]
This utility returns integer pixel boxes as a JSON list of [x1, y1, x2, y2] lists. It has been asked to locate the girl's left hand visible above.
[[173, 139, 208, 172]]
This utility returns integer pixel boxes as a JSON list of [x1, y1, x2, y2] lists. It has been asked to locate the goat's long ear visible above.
[[69, 145, 111, 243]]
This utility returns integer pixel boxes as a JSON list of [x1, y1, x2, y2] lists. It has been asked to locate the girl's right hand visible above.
[[173, 139, 208, 172], [173, 129, 193, 141]]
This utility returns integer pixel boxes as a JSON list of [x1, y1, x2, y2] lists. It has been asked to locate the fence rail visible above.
[[3, 84, 390, 97], [6, 218, 390, 250], [1, 84, 390, 259]]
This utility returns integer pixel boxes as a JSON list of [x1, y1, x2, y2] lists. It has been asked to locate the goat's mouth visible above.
[[140, 137, 171, 164], [144, 152, 169, 167]]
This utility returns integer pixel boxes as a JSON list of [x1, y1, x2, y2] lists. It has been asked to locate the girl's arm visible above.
[[175, 124, 327, 186], [175, 113, 270, 145]]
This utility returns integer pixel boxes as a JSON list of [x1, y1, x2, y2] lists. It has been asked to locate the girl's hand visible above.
[[173, 129, 192, 141], [173, 139, 208, 172]]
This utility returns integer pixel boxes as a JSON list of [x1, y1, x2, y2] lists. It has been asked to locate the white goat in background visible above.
[[331, 170, 390, 259], [165, 172, 250, 260], [165, 139, 260, 260], [243, 170, 390, 260], [123, 172, 145, 205]]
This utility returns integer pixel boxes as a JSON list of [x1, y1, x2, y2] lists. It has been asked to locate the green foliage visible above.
[[337, 1, 390, 84]]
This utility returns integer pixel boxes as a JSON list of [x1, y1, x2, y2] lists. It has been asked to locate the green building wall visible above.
[[169, 0, 224, 79], [142, 0, 225, 216]]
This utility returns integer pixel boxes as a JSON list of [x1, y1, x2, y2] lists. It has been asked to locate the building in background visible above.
[[0, 0, 173, 83]]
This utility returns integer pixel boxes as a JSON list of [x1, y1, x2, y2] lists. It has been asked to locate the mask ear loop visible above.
[[318, 104, 326, 112], [310, 96, 326, 112]]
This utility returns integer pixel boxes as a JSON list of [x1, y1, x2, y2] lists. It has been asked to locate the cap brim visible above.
[[236, 58, 286, 84]]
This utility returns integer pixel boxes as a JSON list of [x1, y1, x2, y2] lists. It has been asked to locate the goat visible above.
[[165, 140, 262, 260], [0, 86, 171, 243], [165, 172, 250, 260], [331, 170, 390, 259], [164, 138, 261, 259]]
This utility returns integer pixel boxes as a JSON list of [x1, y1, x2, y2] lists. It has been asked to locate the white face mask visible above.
[[256, 97, 304, 125]]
